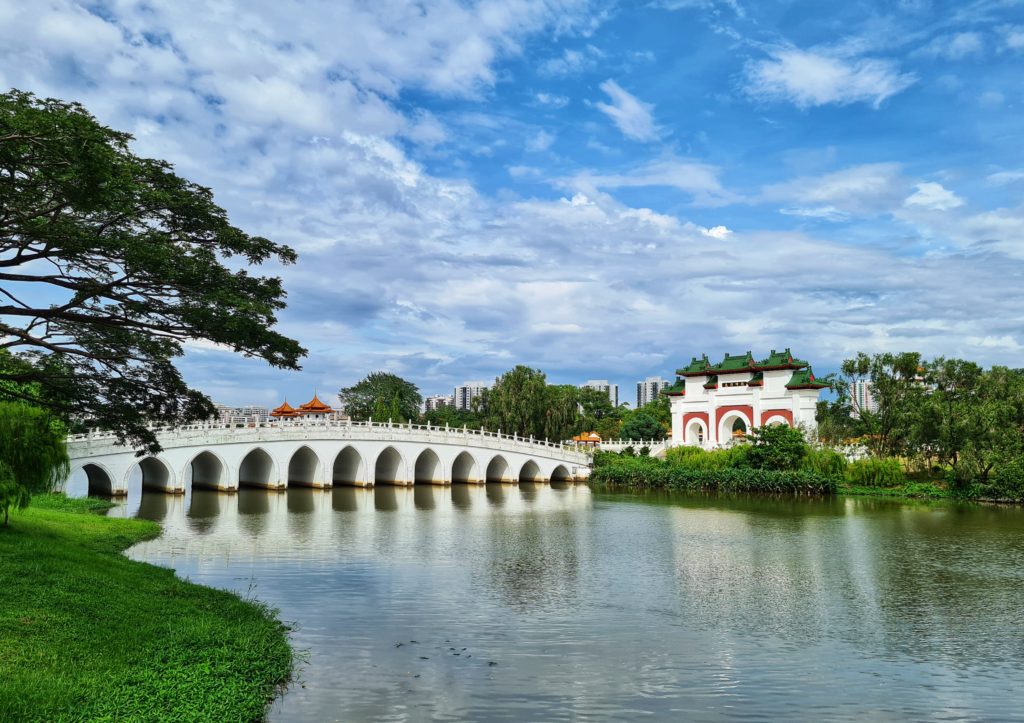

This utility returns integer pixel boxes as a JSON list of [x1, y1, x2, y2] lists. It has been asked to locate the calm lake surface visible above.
[[101, 484, 1024, 721]]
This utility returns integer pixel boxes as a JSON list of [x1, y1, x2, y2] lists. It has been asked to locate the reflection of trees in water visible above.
[[659, 493, 1024, 668], [484, 510, 581, 612]]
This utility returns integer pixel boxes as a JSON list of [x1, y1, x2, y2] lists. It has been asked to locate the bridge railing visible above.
[[66, 418, 591, 461]]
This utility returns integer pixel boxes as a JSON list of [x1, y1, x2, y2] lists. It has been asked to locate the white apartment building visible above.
[[454, 381, 489, 411], [849, 380, 878, 418], [581, 379, 619, 407], [424, 394, 455, 412], [636, 376, 670, 408]]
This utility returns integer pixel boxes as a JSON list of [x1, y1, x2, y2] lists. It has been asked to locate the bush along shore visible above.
[[0, 494, 293, 722], [590, 425, 1024, 502]]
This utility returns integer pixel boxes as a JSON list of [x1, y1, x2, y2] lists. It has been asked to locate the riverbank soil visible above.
[[0, 495, 292, 722]]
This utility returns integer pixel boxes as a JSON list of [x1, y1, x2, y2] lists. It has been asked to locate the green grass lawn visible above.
[[0, 495, 293, 722]]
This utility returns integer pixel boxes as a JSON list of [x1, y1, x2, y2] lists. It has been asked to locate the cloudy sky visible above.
[[3, 0, 1023, 407]]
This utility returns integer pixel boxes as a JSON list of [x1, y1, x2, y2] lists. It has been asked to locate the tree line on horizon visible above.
[[338, 366, 671, 443], [816, 352, 1024, 495]]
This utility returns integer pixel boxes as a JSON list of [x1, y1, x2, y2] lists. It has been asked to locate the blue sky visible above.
[[2, 0, 1023, 407]]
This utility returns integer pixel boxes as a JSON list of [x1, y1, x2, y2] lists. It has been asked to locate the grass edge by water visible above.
[[0, 493, 294, 722]]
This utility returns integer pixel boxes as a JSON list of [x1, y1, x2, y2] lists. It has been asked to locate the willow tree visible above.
[[0, 402, 69, 525], [0, 91, 305, 452]]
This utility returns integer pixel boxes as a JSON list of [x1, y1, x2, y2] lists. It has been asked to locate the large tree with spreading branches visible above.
[[0, 91, 306, 451]]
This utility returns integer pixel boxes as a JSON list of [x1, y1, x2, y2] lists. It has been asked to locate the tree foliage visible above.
[[338, 372, 422, 422], [0, 401, 69, 525], [0, 90, 305, 451], [420, 404, 482, 429], [476, 365, 550, 438], [619, 410, 666, 441], [744, 424, 807, 471], [817, 351, 1024, 492]]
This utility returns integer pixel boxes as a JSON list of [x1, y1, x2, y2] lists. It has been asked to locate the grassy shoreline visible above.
[[0, 494, 293, 722]]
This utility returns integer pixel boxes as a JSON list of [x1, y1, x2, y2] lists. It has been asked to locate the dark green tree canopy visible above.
[[619, 410, 666, 441], [0, 91, 305, 451], [0, 401, 69, 525], [339, 372, 422, 422]]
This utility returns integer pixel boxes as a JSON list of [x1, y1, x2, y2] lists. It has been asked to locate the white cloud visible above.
[[526, 129, 555, 152], [535, 92, 570, 108], [999, 24, 1024, 51], [594, 79, 658, 141], [918, 32, 984, 60], [762, 163, 907, 216], [701, 225, 732, 239], [538, 44, 603, 76], [743, 48, 916, 108], [903, 182, 964, 211], [987, 170, 1024, 185], [567, 158, 733, 205]]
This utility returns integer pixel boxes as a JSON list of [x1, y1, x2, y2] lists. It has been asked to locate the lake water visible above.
[[102, 484, 1024, 721]]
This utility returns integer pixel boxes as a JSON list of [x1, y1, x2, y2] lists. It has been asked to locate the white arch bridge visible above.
[[65, 420, 592, 496]]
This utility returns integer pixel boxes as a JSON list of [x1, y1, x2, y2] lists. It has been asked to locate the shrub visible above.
[[981, 458, 1024, 501], [802, 448, 848, 478], [845, 457, 905, 487], [590, 458, 835, 495], [666, 445, 749, 471], [745, 424, 807, 471]]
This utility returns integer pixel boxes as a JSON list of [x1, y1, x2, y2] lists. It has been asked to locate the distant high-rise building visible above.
[[454, 381, 489, 411], [424, 394, 454, 412], [581, 379, 619, 407], [636, 376, 669, 408], [850, 380, 877, 418]]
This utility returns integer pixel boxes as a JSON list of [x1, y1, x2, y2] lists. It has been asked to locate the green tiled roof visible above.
[[660, 379, 686, 396], [758, 347, 808, 369], [676, 355, 711, 375], [785, 366, 828, 389], [703, 375, 719, 389], [677, 348, 811, 376], [747, 371, 763, 386], [715, 351, 757, 372]]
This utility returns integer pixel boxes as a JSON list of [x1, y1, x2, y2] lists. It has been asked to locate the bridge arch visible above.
[[134, 456, 176, 493], [451, 451, 480, 484], [414, 448, 444, 485], [550, 464, 572, 483], [238, 447, 279, 489], [332, 446, 365, 486], [186, 450, 228, 491], [374, 446, 407, 486], [81, 463, 115, 496], [486, 454, 513, 483], [288, 445, 322, 487], [518, 459, 542, 483]]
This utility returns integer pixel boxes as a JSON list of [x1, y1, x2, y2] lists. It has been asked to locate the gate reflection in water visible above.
[[101, 484, 1024, 722]]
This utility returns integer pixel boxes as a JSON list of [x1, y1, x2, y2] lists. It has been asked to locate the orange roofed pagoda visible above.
[[271, 393, 337, 420]]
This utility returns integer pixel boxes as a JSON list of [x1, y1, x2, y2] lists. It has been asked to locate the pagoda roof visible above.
[[660, 379, 686, 396], [676, 347, 811, 376], [785, 367, 829, 390], [298, 393, 334, 414], [703, 375, 719, 389], [748, 371, 763, 386], [270, 400, 299, 418]]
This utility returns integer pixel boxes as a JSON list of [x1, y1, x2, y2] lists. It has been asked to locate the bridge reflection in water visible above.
[[80, 482, 592, 567]]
